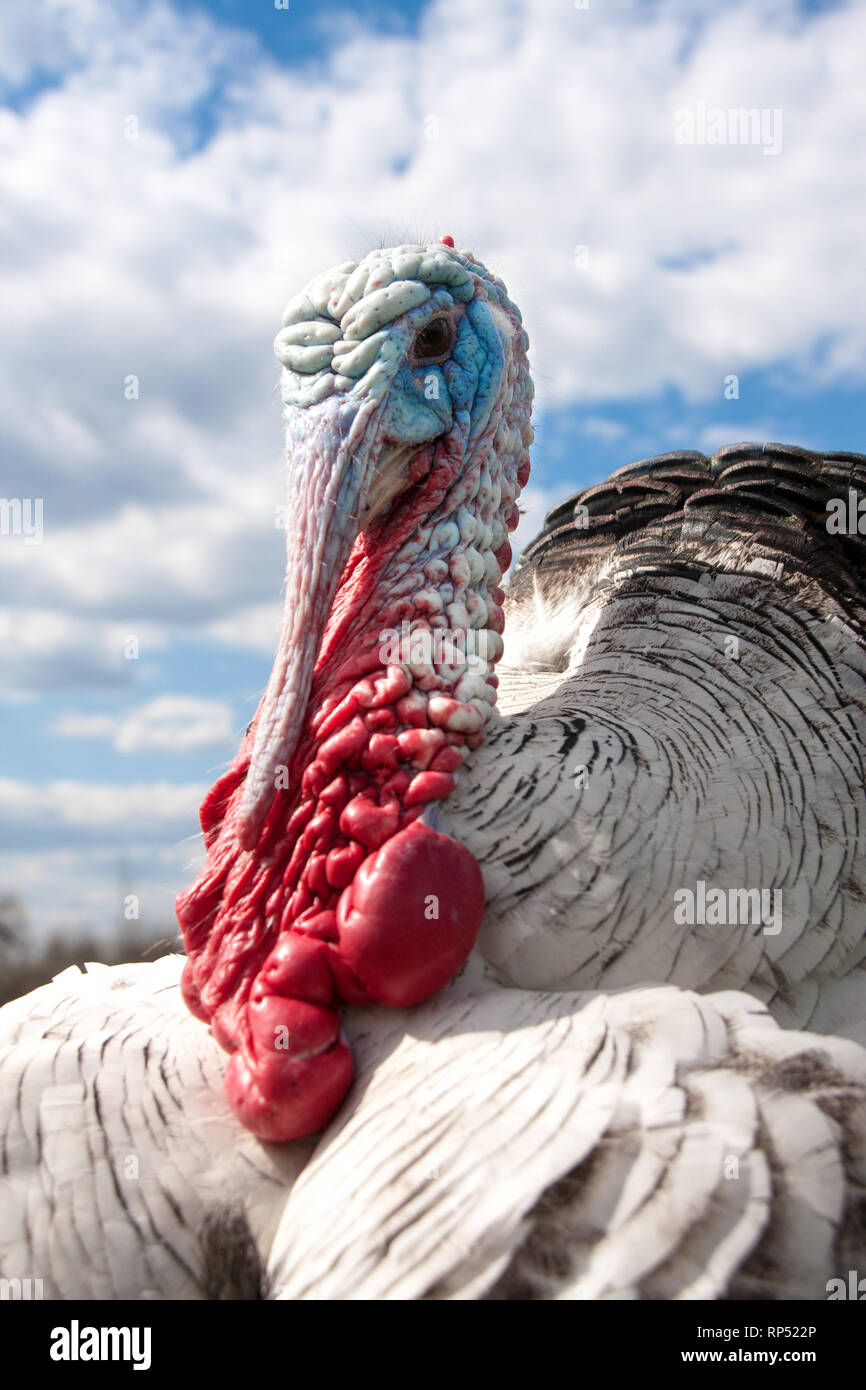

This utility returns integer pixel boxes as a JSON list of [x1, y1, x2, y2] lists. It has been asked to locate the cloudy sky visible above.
[[1, 0, 864, 944]]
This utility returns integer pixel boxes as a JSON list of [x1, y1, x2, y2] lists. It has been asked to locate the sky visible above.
[[1, 0, 864, 944]]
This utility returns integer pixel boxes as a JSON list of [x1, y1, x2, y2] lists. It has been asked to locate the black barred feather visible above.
[[514, 443, 866, 612]]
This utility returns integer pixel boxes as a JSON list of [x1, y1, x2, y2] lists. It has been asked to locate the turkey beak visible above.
[[235, 400, 380, 850]]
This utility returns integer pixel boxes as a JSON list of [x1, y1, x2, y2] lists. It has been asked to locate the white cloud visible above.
[[0, 777, 208, 940], [0, 0, 863, 645], [52, 713, 117, 740], [693, 420, 782, 454], [0, 494, 284, 626], [52, 694, 236, 751], [1, 841, 200, 942], [206, 601, 282, 655], [581, 417, 630, 445], [0, 777, 206, 830], [0, 608, 166, 699]]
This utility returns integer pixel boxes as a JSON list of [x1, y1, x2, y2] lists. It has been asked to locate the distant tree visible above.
[[0, 895, 26, 950], [0, 898, 178, 1007]]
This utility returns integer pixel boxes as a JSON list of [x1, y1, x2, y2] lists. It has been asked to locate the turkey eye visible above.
[[411, 316, 455, 365]]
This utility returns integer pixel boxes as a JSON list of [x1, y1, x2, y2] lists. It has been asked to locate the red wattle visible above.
[[260, 932, 334, 1005], [224, 988, 353, 1142], [175, 350, 525, 1144], [335, 821, 485, 1007], [225, 1039, 354, 1143], [324, 944, 377, 1006], [180, 957, 210, 1022]]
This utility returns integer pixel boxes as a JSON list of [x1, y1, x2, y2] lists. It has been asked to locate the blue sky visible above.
[[1, 0, 864, 941]]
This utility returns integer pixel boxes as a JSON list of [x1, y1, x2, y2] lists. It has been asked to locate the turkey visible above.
[[2, 239, 866, 1302]]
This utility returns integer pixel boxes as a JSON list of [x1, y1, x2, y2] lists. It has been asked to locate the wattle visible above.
[[175, 240, 531, 1143]]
